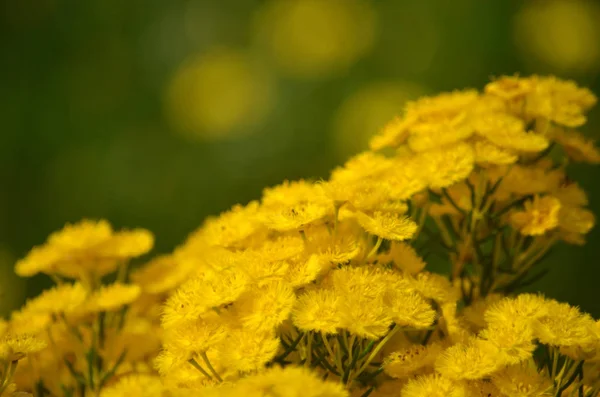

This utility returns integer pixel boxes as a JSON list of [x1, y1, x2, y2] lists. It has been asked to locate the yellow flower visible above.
[[86, 283, 141, 312], [235, 282, 296, 333], [435, 338, 503, 380], [485, 75, 534, 101], [408, 272, 460, 304], [484, 294, 550, 326], [216, 329, 280, 374], [161, 267, 248, 329], [479, 320, 536, 365], [330, 152, 394, 184], [551, 128, 600, 164], [100, 374, 166, 397], [414, 142, 475, 189], [532, 300, 599, 349], [163, 313, 230, 360], [369, 116, 413, 151], [473, 113, 549, 152], [405, 89, 479, 121], [524, 75, 597, 127], [15, 219, 153, 278], [356, 211, 417, 241], [291, 289, 343, 334], [492, 163, 563, 198], [472, 138, 518, 165], [260, 201, 332, 232], [491, 360, 552, 397], [385, 241, 426, 275], [407, 112, 474, 152], [510, 195, 561, 236], [0, 333, 47, 361], [221, 365, 349, 397], [284, 254, 331, 288], [384, 342, 443, 379], [19, 282, 87, 317], [401, 374, 466, 397], [130, 254, 194, 295], [557, 205, 595, 235], [190, 201, 263, 248]]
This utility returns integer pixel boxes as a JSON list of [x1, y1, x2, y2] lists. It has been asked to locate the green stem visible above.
[[188, 358, 213, 380], [352, 326, 400, 382], [366, 237, 383, 260], [200, 351, 222, 383]]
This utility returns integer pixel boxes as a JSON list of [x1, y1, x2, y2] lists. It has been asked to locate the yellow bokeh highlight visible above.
[[253, 0, 377, 78], [332, 82, 427, 159], [513, 0, 600, 73], [165, 49, 275, 141]]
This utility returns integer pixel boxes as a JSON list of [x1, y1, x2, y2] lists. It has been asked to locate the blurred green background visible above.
[[1, 0, 599, 317]]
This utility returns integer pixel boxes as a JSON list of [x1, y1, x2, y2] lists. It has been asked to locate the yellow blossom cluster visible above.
[[3, 75, 600, 397]]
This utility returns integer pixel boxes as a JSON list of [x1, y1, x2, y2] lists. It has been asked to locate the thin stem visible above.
[[200, 351, 223, 383], [366, 237, 383, 260], [305, 331, 312, 368], [353, 326, 400, 382], [188, 358, 213, 380], [321, 332, 343, 375]]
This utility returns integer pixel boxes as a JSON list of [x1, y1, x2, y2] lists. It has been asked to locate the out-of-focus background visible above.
[[1, 0, 599, 317]]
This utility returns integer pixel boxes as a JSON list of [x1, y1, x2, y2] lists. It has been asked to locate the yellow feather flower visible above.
[[479, 320, 536, 365], [491, 360, 552, 397], [551, 128, 600, 164], [292, 289, 343, 334], [404, 89, 479, 121], [189, 201, 263, 248], [484, 294, 550, 326], [384, 342, 443, 379], [235, 282, 296, 333], [524, 75, 597, 128], [214, 366, 349, 397], [415, 142, 475, 189], [532, 300, 599, 350], [408, 272, 460, 304], [557, 205, 595, 235], [401, 373, 467, 397], [369, 116, 413, 151], [356, 211, 417, 241], [473, 113, 549, 152], [100, 374, 166, 397], [0, 333, 47, 361], [472, 138, 518, 165], [216, 329, 280, 374], [161, 267, 248, 329], [330, 152, 395, 184], [15, 219, 153, 278], [386, 241, 426, 275], [86, 282, 141, 312], [19, 282, 87, 316], [485, 75, 535, 101], [284, 254, 331, 288], [435, 338, 503, 380], [510, 195, 561, 236], [407, 112, 474, 152], [260, 201, 332, 232], [130, 254, 194, 295]]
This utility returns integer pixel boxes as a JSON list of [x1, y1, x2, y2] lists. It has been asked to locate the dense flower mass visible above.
[[2, 75, 600, 397]]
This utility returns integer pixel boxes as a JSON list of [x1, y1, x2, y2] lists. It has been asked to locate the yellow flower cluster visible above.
[[3, 75, 600, 397]]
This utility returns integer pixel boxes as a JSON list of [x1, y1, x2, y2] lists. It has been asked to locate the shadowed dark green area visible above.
[[1, 0, 599, 316]]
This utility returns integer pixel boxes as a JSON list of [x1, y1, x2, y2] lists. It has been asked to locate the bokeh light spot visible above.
[[165, 48, 275, 141], [513, 0, 600, 73], [253, 0, 377, 78]]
